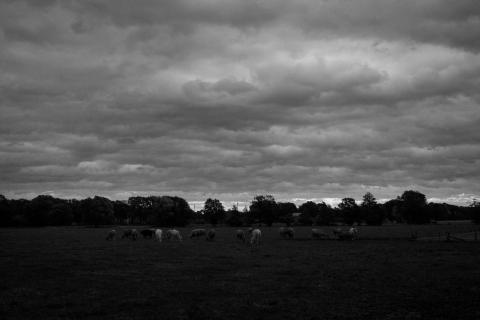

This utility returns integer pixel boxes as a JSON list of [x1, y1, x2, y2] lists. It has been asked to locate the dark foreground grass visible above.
[[1, 226, 480, 320]]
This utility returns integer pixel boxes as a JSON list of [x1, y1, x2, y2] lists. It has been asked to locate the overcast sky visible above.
[[1, 0, 479, 207]]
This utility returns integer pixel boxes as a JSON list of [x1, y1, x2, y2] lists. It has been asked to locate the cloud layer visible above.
[[1, 0, 480, 206]]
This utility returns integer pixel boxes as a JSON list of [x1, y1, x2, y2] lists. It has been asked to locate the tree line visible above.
[[0, 191, 479, 227]]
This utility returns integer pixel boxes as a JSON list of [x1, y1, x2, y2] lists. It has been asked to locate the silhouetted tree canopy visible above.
[[81, 196, 114, 226], [203, 198, 226, 226], [277, 202, 297, 226], [360, 192, 385, 225], [470, 199, 480, 224], [297, 201, 319, 225], [400, 190, 430, 224], [225, 204, 244, 227], [383, 198, 404, 223], [315, 202, 335, 226], [250, 195, 278, 226], [338, 197, 360, 225], [0, 191, 474, 227]]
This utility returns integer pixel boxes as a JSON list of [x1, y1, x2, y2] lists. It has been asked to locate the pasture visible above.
[[1, 225, 480, 320]]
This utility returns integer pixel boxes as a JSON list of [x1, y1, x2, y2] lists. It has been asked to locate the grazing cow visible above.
[[333, 227, 359, 240], [155, 229, 163, 242], [166, 229, 183, 241], [190, 228, 207, 238], [121, 229, 132, 239], [250, 229, 262, 248], [206, 229, 216, 241], [121, 229, 139, 240], [311, 228, 329, 240], [106, 229, 116, 240], [279, 227, 295, 239], [140, 229, 155, 239], [349, 227, 359, 239], [236, 229, 246, 242], [131, 229, 139, 240]]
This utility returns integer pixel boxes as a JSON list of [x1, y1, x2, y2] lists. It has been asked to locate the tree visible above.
[[48, 202, 74, 226], [81, 196, 114, 226], [470, 199, 480, 224], [148, 196, 193, 227], [299, 201, 319, 217], [225, 204, 244, 227], [69, 199, 83, 225], [190, 209, 206, 224], [24, 196, 75, 226], [361, 192, 376, 207], [249, 195, 278, 226], [383, 198, 403, 223], [400, 190, 429, 224], [243, 206, 255, 226], [113, 200, 131, 224], [0, 195, 13, 227], [315, 202, 335, 225], [203, 198, 226, 226], [128, 196, 152, 225], [297, 201, 319, 225], [27, 195, 58, 226], [338, 197, 360, 225], [277, 202, 297, 226], [360, 192, 385, 225], [426, 203, 449, 221], [8, 199, 30, 226]]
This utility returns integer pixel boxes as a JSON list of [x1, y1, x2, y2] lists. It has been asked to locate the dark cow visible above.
[[140, 229, 155, 239], [333, 227, 359, 240], [121, 229, 139, 240], [279, 227, 295, 239], [312, 228, 329, 240], [106, 229, 116, 240], [206, 229, 216, 241], [190, 228, 207, 238], [236, 229, 246, 242]]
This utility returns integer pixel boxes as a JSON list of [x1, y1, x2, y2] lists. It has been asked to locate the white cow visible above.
[[190, 228, 207, 238], [349, 227, 359, 239], [155, 229, 163, 242], [311, 228, 329, 240], [279, 227, 295, 239], [250, 229, 262, 247], [166, 229, 183, 241], [106, 229, 116, 240]]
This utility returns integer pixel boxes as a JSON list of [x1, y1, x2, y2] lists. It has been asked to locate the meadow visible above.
[[1, 224, 480, 320]]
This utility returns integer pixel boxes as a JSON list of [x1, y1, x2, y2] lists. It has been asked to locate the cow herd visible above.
[[190, 228, 216, 241], [106, 226, 359, 246], [105, 228, 184, 242]]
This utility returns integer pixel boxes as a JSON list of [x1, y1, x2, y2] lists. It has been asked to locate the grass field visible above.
[[1, 225, 480, 320]]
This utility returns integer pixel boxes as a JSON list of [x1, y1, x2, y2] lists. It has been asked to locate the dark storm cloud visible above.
[[64, 0, 480, 51], [291, 0, 480, 52], [1, 0, 479, 205]]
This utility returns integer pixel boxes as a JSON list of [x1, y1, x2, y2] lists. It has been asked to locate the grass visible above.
[[1, 225, 480, 319]]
